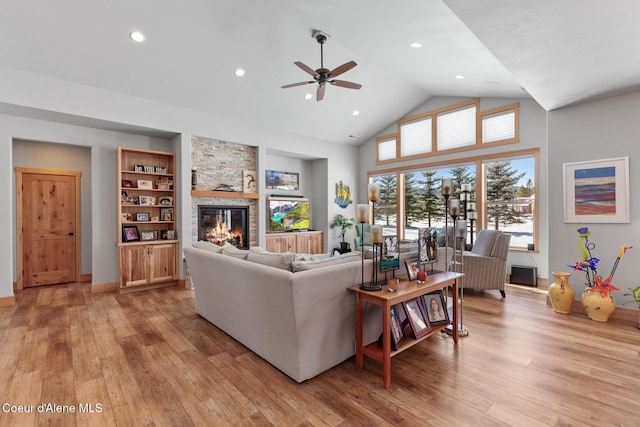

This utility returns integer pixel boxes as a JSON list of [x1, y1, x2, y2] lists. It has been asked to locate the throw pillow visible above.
[[247, 250, 295, 271], [221, 244, 249, 259], [193, 240, 224, 254], [291, 252, 361, 272]]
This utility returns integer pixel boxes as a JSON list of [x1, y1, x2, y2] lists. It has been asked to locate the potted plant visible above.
[[623, 286, 640, 329], [330, 214, 355, 251]]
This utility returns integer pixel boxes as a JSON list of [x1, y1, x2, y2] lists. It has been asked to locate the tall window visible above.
[[372, 174, 397, 235], [483, 156, 535, 250]]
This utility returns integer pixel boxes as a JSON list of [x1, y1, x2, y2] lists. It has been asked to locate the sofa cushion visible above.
[[193, 240, 224, 253], [291, 252, 361, 272], [293, 252, 332, 261], [471, 230, 501, 257], [247, 249, 295, 271], [221, 244, 249, 259]]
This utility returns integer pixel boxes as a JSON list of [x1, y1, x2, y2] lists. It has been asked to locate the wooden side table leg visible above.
[[382, 300, 391, 388], [355, 293, 364, 371]]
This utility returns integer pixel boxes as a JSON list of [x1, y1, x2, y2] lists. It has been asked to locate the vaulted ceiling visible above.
[[1, 0, 638, 144]]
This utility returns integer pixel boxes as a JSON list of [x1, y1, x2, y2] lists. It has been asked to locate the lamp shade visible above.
[[370, 225, 383, 243], [449, 198, 460, 216], [461, 183, 472, 192], [356, 204, 368, 223], [467, 211, 478, 220], [441, 178, 453, 196], [367, 183, 380, 202]]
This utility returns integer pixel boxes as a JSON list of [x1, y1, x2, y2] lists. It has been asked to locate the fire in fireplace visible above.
[[198, 205, 249, 249]]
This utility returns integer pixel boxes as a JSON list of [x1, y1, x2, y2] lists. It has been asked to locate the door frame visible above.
[[15, 167, 82, 290]]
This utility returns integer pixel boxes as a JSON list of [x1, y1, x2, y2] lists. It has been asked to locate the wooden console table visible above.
[[349, 271, 462, 388]]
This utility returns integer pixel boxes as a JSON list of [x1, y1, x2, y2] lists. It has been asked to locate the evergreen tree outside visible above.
[[422, 170, 443, 226], [404, 172, 423, 226], [374, 175, 397, 226], [486, 161, 527, 229], [449, 165, 475, 199], [515, 178, 535, 198]]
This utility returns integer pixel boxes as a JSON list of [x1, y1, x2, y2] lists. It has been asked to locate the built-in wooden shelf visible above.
[[191, 190, 259, 199]]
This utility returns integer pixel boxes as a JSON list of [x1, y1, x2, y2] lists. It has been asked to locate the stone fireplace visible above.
[[198, 205, 249, 249]]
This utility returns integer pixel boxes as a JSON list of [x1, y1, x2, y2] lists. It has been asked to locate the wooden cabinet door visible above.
[[266, 234, 297, 253], [120, 245, 148, 287], [148, 243, 177, 283], [296, 232, 323, 254], [309, 232, 324, 254]]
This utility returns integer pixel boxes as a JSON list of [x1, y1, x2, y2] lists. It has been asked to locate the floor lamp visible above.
[[444, 219, 469, 337], [441, 178, 452, 270]]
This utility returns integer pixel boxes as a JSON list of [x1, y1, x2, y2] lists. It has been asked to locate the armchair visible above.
[[455, 229, 511, 297]]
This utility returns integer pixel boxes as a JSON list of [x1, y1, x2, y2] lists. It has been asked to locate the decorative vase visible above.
[[581, 288, 616, 322], [548, 272, 574, 314]]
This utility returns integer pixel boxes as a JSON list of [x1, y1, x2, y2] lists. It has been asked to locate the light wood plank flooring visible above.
[[1, 283, 638, 426]]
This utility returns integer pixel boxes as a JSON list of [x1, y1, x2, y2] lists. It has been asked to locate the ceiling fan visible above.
[[281, 30, 362, 101]]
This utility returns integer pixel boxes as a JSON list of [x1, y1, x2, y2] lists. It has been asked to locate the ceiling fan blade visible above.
[[330, 80, 362, 90], [281, 81, 315, 89], [317, 85, 325, 101], [329, 61, 357, 78], [294, 61, 318, 77]]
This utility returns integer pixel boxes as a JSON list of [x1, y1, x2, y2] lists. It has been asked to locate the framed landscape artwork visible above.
[[563, 157, 629, 223]]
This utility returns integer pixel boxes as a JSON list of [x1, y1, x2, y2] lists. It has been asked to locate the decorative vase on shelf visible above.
[[581, 288, 616, 322], [548, 272, 574, 314]]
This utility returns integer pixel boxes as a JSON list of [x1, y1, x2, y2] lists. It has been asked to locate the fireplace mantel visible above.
[[191, 190, 259, 199]]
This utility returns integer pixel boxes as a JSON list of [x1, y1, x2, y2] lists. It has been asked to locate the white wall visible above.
[[357, 97, 549, 279], [548, 91, 640, 307], [0, 68, 360, 298]]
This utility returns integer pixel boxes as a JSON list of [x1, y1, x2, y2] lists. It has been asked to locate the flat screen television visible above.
[[267, 197, 311, 231]]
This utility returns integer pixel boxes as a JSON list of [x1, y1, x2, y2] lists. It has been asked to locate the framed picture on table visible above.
[[402, 298, 431, 338], [421, 290, 450, 327]]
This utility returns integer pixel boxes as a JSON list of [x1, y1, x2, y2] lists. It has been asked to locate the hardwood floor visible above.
[[1, 283, 639, 426]]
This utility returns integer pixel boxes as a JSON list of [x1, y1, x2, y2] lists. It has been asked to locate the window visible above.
[[437, 105, 476, 150], [400, 117, 432, 157], [482, 109, 516, 143], [377, 135, 397, 162], [375, 99, 519, 165], [483, 155, 535, 250], [370, 149, 537, 250]]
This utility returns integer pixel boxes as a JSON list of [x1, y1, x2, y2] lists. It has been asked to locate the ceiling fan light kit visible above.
[[282, 29, 362, 101]]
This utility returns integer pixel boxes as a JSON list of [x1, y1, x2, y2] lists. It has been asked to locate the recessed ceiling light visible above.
[[234, 68, 245, 77], [455, 75, 465, 80], [129, 31, 145, 42], [352, 110, 360, 116], [304, 93, 313, 100], [410, 42, 422, 48]]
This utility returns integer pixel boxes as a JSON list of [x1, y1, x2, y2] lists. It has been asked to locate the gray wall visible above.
[[548, 91, 640, 306], [357, 97, 549, 279], [12, 140, 92, 275]]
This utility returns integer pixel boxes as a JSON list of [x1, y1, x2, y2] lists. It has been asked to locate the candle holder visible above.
[[441, 178, 453, 273], [361, 224, 384, 291], [356, 204, 368, 289]]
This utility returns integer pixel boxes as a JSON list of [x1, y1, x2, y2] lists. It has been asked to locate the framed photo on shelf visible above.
[[151, 216, 159, 222], [563, 156, 629, 223], [402, 298, 431, 338], [121, 179, 132, 188], [140, 230, 156, 241], [421, 290, 450, 326], [158, 196, 173, 205], [404, 257, 419, 281], [139, 196, 155, 206], [122, 226, 140, 242], [160, 207, 174, 221], [136, 212, 150, 222], [166, 229, 176, 240], [137, 180, 153, 189], [265, 170, 299, 190], [389, 305, 406, 351], [243, 170, 257, 192], [121, 213, 132, 221]]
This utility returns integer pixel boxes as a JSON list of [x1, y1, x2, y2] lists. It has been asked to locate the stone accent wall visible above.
[[191, 136, 258, 246]]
